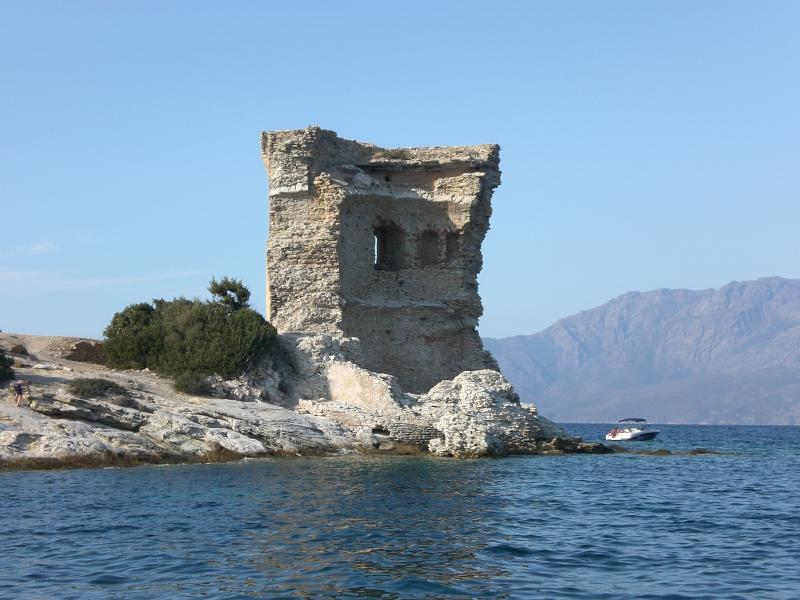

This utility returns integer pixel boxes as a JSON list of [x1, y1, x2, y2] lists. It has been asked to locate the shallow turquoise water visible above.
[[1, 425, 799, 599]]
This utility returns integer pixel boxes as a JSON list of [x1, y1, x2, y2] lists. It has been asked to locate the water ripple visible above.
[[0, 425, 798, 598]]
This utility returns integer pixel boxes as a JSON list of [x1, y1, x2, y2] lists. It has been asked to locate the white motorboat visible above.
[[605, 418, 660, 441]]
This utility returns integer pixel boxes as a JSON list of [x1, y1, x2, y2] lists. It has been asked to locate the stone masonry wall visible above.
[[262, 127, 500, 393]]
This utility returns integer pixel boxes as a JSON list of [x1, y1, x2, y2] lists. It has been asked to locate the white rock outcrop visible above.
[[0, 333, 359, 469], [286, 336, 600, 458]]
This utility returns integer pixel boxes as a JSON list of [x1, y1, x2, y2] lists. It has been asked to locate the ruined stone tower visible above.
[[262, 127, 500, 393]]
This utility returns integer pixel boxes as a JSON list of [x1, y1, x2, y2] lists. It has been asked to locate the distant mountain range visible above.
[[483, 277, 800, 425]]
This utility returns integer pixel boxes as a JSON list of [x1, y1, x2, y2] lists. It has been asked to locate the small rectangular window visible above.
[[446, 232, 460, 264], [418, 230, 440, 266], [374, 223, 405, 271]]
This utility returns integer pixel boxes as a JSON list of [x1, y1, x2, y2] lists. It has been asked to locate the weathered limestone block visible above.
[[29, 394, 149, 431], [0, 404, 187, 467], [139, 411, 268, 456], [294, 359, 572, 457], [325, 362, 406, 415], [417, 370, 567, 457], [276, 333, 365, 402], [295, 354, 432, 450]]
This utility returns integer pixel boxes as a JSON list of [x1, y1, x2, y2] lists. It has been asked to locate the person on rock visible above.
[[10, 380, 31, 406]]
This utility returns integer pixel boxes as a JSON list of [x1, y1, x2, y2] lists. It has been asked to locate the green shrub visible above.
[[173, 371, 214, 396], [103, 277, 276, 389], [64, 341, 106, 364], [0, 349, 13, 381], [153, 300, 274, 379], [103, 302, 160, 369], [68, 378, 128, 398]]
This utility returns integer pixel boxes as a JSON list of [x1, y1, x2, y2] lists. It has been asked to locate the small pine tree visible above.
[[208, 276, 251, 311]]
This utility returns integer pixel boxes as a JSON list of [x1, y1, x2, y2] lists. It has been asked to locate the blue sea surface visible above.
[[1, 425, 799, 599]]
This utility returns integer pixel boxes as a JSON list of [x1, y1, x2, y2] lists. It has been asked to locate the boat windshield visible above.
[[609, 419, 649, 432]]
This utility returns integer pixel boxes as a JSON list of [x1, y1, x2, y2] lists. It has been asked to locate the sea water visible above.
[[1, 425, 798, 599]]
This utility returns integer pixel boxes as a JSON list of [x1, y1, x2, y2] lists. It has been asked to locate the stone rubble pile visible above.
[[280, 334, 604, 458]]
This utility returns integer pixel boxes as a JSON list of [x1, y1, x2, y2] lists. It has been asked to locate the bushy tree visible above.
[[153, 299, 273, 379], [103, 302, 160, 369], [103, 278, 276, 388], [0, 349, 13, 381]]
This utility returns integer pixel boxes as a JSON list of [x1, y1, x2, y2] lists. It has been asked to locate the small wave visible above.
[[484, 543, 537, 557], [87, 573, 129, 586]]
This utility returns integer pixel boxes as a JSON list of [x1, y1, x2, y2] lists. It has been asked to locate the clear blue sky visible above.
[[2, 1, 799, 339]]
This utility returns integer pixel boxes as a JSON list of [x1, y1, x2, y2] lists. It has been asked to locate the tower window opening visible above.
[[446, 232, 460, 264], [374, 222, 405, 271], [418, 230, 440, 266]]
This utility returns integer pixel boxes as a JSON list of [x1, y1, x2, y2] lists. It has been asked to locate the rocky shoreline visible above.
[[0, 332, 611, 472]]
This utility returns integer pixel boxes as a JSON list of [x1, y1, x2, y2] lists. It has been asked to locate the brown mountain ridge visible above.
[[483, 277, 800, 425]]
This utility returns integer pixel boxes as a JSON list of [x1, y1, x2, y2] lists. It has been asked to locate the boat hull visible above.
[[629, 430, 659, 441], [605, 429, 660, 442]]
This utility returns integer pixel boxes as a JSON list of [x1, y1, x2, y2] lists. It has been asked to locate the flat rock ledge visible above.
[[0, 333, 608, 472]]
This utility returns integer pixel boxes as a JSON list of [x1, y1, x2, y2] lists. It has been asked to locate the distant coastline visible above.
[[486, 277, 800, 425]]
